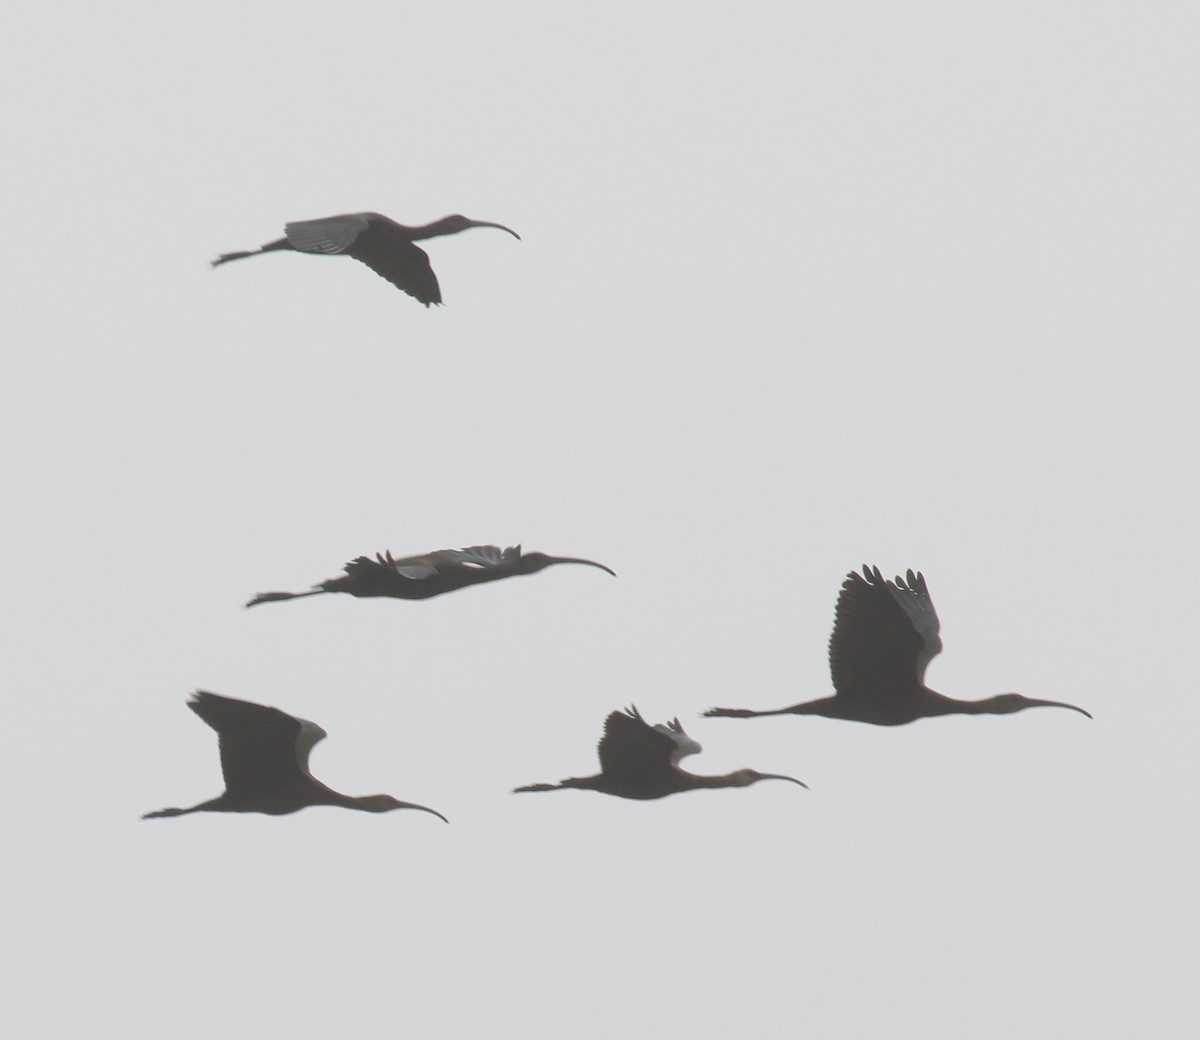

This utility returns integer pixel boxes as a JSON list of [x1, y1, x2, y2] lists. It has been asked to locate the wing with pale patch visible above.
[[367, 551, 441, 580], [884, 569, 942, 682], [597, 707, 682, 780], [654, 718, 702, 764], [828, 566, 942, 703], [188, 691, 318, 799], [336, 554, 429, 591], [285, 214, 372, 255], [435, 545, 521, 570], [291, 718, 327, 774]]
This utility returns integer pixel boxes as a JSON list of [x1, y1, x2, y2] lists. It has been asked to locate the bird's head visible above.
[[982, 693, 1093, 718], [442, 214, 521, 239], [355, 795, 449, 822], [517, 553, 617, 577], [730, 769, 809, 790]]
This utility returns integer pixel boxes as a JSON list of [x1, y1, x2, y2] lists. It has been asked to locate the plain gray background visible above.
[[3, 3, 1196, 1037]]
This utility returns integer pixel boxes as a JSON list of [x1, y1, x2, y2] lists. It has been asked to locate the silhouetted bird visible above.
[[705, 566, 1092, 726], [514, 706, 807, 800], [143, 691, 447, 821], [246, 544, 615, 607], [212, 211, 519, 305]]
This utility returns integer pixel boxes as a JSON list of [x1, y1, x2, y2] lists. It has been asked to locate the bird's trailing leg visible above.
[[703, 705, 795, 719], [142, 798, 222, 819], [245, 588, 327, 608], [211, 237, 291, 268], [512, 776, 596, 794]]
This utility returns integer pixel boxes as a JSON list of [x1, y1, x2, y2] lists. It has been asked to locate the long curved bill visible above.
[[550, 556, 617, 577], [1028, 698, 1093, 719], [760, 773, 809, 789], [468, 220, 521, 240], [405, 802, 450, 824]]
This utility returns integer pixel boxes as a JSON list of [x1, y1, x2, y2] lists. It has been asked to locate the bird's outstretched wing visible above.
[[597, 706, 682, 778], [187, 691, 322, 799], [285, 212, 442, 305], [828, 566, 943, 702]]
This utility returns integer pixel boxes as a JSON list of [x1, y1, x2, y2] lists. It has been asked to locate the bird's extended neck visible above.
[[310, 786, 380, 811], [919, 689, 991, 716], [404, 217, 464, 240], [403, 216, 521, 242], [683, 771, 753, 790], [682, 769, 807, 791], [922, 690, 1093, 719]]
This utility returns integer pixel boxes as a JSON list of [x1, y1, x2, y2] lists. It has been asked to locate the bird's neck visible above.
[[685, 772, 749, 790], [303, 784, 366, 810], [408, 218, 464, 241], [919, 689, 999, 716]]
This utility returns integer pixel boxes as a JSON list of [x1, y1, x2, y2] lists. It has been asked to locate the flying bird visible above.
[[513, 705, 807, 800], [143, 691, 447, 821], [211, 211, 520, 305], [705, 566, 1092, 726], [246, 544, 615, 607]]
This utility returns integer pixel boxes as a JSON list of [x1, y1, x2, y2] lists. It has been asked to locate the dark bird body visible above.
[[246, 544, 615, 608], [211, 212, 519, 306], [514, 706, 807, 801], [143, 691, 447, 821], [706, 566, 1092, 726]]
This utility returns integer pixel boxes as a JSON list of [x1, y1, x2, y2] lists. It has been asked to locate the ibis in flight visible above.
[[246, 544, 615, 607], [211, 211, 520, 306], [143, 691, 448, 821], [705, 566, 1092, 726], [513, 705, 807, 800]]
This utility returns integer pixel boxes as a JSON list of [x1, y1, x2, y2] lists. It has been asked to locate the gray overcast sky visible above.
[[3, 3, 1197, 1037]]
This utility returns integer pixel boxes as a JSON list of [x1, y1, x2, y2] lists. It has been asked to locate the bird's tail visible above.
[[245, 589, 326, 608]]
